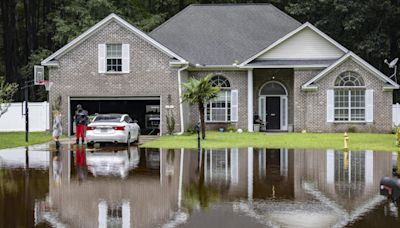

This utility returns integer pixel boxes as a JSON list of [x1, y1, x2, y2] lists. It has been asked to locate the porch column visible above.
[[247, 69, 254, 132]]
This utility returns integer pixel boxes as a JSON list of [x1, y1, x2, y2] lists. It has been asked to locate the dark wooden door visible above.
[[266, 97, 280, 130]]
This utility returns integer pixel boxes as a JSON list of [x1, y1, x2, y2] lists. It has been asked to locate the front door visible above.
[[266, 97, 280, 130]]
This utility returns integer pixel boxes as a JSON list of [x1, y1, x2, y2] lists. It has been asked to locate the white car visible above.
[[86, 147, 140, 178], [86, 114, 140, 145]]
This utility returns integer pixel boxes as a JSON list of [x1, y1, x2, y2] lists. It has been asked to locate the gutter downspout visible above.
[[178, 64, 189, 134]]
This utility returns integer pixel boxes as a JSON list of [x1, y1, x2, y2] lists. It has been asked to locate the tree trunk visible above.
[[179, 0, 184, 10], [198, 102, 206, 140], [24, 0, 37, 59], [1, 0, 18, 83]]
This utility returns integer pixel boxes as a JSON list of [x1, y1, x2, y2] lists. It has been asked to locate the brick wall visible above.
[[294, 58, 393, 133], [187, 70, 248, 131], [48, 21, 182, 135]]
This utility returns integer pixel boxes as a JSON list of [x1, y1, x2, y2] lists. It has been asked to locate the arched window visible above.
[[334, 72, 365, 121], [206, 75, 231, 122], [209, 75, 230, 88], [335, 71, 365, 87], [259, 82, 287, 95]]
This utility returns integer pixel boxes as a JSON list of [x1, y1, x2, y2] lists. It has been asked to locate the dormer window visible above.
[[106, 44, 122, 72]]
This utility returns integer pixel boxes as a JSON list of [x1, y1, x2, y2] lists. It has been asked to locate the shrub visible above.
[[166, 112, 175, 135], [227, 124, 237, 132], [347, 126, 356, 133]]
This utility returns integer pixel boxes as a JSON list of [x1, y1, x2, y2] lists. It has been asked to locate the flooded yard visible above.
[[0, 144, 399, 227]]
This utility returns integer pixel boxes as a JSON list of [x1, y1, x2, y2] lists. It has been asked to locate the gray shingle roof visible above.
[[149, 4, 301, 65]]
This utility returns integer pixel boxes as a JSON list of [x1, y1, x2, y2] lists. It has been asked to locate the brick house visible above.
[[41, 4, 399, 135]]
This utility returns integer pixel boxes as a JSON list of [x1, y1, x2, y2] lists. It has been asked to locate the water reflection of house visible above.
[[44, 146, 393, 227], [196, 148, 393, 227], [47, 146, 195, 228]]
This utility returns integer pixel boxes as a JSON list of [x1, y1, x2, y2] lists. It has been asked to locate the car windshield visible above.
[[93, 115, 122, 122]]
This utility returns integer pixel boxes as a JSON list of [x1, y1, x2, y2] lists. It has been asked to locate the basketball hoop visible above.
[[34, 65, 45, 85], [43, 81, 53, 91]]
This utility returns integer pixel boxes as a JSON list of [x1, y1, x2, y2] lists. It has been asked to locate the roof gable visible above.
[[41, 14, 186, 66], [149, 4, 301, 65], [241, 22, 348, 66], [257, 27, 345, 60], [301, 52, 399, 91]]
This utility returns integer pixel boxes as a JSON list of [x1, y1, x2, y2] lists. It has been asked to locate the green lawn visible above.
[[141, 131, 398, 151], [0, 132, 52, 149]]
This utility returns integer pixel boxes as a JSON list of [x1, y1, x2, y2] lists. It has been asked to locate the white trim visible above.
[[178, 64, 189, 134], [67, 96, 71, 137], [160, 96, 163, 135], [280, 96, 288, 130], [365, 89, 374, 122], [240, 22, 348, 66], [189, 64, 243, 70], [41, 13, 186, 66], [98, 44, 106, 73], [258, 96, 266, 124], [326, 149, 334, 184], [121, 43, 130, 73], [258, 81, 288, 96], [247, 69, 254, 132], [122, 202, 131, 228], [247, 147, 253, 202], [178, 148, 184, 208], [205, 89, 237, 123], [70, 96, 160, 101], [302, 52, 400, 90], [365, 150, 373, 184], [239, 64, 329, 69], [230, 89, 239, 122], [41, 61, 59, 67]]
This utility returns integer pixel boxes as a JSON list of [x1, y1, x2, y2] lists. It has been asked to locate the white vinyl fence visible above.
[[393, 103, 400, 127], [0, 102, 49, 132]]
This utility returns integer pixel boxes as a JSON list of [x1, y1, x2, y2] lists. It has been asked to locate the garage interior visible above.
[[69, 97, 160, 135]]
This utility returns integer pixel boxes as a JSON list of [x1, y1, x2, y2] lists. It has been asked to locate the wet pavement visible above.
[[0, 144, 399, 227]]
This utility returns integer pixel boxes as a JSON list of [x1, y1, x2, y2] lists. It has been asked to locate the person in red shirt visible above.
[[74, 104, 88, 144]]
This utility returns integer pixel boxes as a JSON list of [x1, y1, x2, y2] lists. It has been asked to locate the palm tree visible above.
[[182, 74, 220, 139]]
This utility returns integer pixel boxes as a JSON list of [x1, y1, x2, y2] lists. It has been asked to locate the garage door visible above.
[[69, 97, 160, 135]]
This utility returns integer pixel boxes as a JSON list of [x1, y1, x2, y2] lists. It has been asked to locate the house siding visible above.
[[294, 58, 393, 133], [187, 70, 248, 131], [48, 21, 182, 135], [258, 28, 344, 60]]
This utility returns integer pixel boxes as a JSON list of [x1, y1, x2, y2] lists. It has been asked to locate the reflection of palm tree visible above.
[[183, 149, 220, 213], [0, 169, 18, 196]]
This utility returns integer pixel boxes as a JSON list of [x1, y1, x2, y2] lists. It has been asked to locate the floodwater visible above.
[[0, 144, 400, 228]]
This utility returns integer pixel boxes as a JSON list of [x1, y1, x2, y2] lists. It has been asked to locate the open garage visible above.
[[69, 97, 160, 136]]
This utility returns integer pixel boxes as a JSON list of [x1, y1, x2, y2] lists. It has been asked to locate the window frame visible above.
[[106, 43, 123, 73], [206, 89, 231, 122], [206, 76, 232, 123], [333, 72, 366, 122]]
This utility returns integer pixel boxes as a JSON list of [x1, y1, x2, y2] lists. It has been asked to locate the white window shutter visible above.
[[365, 89, 374, 122], [231, 90, 238, 122], [259, 96, 266, 123], [98, 44, 106, 73], [122, 44, 130, 73], [326, 89, 334, 122]]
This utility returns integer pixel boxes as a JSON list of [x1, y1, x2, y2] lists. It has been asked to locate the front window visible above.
[[106, 44, 122, 72], [206, 76, 231, 122], [334, 71, 365, 121]]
